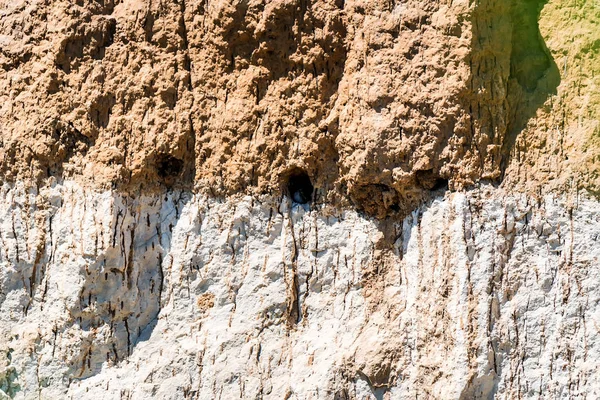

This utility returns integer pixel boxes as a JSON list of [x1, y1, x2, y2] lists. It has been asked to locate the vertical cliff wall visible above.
[[0, 0, 599, 399], [1, 183, 600, 399], [0, 0, 575, 213]]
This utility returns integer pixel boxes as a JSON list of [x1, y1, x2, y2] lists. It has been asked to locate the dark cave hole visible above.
[[286, 170, 314, 204], [431, 178, 449, 191], [415, 170, 448, 191], [389, 203, 401, 213], [156, 154, 183, 180]]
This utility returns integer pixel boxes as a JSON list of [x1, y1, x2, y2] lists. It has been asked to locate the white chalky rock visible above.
[[0, 181, 599, 399]]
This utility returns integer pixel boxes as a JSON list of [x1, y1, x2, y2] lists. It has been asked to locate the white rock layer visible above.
[[0, 181, 599, 399]]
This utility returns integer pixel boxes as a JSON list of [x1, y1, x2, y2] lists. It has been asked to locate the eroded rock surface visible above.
[[0, 0, 579, 216], [1, 182, 600, 399], [1, 0, 599, 399]]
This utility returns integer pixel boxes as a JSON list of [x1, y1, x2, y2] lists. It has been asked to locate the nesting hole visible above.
[[430, 178, 449, 191], [416, 170, 448, 191], [286, 169, 314, 204], [156, 154, 183, 180]]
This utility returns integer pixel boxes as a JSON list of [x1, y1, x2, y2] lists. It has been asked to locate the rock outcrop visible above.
[[3, 0, 592, 215], [0, 0, 598, 399], [2, 182, 600, 399]]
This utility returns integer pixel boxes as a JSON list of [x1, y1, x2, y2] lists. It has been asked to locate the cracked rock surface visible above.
[[1, 182, 600, 398], [0, 0, 599, 399], [3, 0, 593, 216]]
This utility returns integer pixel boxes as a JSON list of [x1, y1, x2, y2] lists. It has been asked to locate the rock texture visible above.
[[0, 0, 599, 399], [1, 182, 600, 399], [2, 0, 591, 216], [503, 0, 600, 195]]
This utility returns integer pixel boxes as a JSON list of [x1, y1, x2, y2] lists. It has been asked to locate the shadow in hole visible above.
[[285, 168, 314, 205]]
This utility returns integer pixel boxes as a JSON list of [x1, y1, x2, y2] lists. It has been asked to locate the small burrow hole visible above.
[[156, 154, 183, 180], [431, 178, 449, 191], [286, 169, 314, 204], [416, 169, 448, 191]]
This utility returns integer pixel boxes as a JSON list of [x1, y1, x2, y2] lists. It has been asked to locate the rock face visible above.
[[2, 182, 600, 399], [2, 0, 585, 215], [0, 0, 599, 399]]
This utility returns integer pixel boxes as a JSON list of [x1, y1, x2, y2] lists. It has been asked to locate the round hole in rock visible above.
[[156, 154, 183, 179], [287, 170, 314, 204], [430, 177, 449, 191], [415, 169, 448, 191]]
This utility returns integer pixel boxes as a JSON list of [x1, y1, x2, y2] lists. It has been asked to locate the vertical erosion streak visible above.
[[178, 0, 197, 187], [157, 223, 164, 310], [287, 214, 301, 326]]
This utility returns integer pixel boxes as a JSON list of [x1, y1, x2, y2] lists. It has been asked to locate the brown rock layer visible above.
[[0, 0, 561, 217]]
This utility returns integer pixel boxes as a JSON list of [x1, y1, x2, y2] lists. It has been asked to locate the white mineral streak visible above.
[[1, 181, 599, 399]]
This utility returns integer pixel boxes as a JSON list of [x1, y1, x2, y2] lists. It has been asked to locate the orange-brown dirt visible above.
[[0, 0, 597, 217]]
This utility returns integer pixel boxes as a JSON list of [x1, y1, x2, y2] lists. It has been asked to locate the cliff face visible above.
[[0, 0, 599, 399], [1, 0, 579, 215], [2, 182, 600, 399]]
